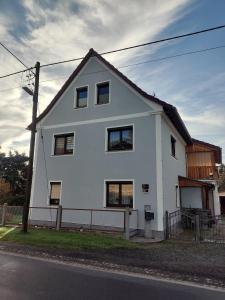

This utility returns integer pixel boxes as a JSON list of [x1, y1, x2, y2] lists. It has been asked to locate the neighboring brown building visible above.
[[179, 139, 222, 215], [186, 139, 222, 180]]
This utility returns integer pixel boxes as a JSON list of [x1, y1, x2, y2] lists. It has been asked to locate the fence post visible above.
[[56, 205, 62, 231], [165, 210, 169, 240], [124, 208, 130, 240], [195, 214, 200, 242], [1, 203, 8, 226]]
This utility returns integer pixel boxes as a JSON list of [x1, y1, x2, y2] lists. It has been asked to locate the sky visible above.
[[0, 0, 224, 161]]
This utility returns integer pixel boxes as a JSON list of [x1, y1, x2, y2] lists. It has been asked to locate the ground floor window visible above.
[[106, 181, 133, 208], [49, 182, 61, 205]]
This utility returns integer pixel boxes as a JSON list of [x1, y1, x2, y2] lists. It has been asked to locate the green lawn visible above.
[[0, 227, 137, 250], [0, 227, 13, 238]]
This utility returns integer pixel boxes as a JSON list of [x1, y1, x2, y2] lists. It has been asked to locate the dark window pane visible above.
[[121, 184, 133, 207], [77, 87, 87, 108], [108, 131, 121, 150], [107, 184, 120, 206], [121, 129, 133, 150], [97, 83, 109, 104], [171, 136, 176, 157], [108, 126, 133, 151]]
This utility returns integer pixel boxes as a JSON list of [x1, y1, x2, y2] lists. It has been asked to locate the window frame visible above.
[[53, 132, 75, 156], [106, 125, 134, 153], [95, 81, 110, 105], [48, 181, 62, 206], [74, 85, 88, 109], [171, 135, 176, 158], [104, 179, 134, 209]]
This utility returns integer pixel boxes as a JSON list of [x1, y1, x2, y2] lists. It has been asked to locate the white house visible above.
[[29, 48, 220, 238]]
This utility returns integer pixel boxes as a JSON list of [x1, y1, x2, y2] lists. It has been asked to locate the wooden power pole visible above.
[[22, 61, 40, 233]]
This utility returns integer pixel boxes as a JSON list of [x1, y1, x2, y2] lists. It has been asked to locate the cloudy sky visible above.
[[0, 0, 225, 160]]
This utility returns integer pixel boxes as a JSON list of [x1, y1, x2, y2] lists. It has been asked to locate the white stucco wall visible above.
[[30, 55, 188, 235], [30, 56, 167, 233], [161, 117, 187, 215]]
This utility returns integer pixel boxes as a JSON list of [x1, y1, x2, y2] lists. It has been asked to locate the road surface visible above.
[[0, 252, 224, 300]]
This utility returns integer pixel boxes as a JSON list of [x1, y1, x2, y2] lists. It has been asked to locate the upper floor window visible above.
[[97, 82, 109, 105], [49, 182, 61, 205], [107, 126, 133, 152], [171, 135, 176, 157], [76, 86, 88, 108], [54, 133, 74, 155]]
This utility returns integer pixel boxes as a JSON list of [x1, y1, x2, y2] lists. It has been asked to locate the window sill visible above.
[[47, 205, 60, 208], [105, 149, 134, 154], [95, 102, 110, 106], [51, 154, 74, 157], [73, 106, 88, 110], [104, 206, 133, 210]]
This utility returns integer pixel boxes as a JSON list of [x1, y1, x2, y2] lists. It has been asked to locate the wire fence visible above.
[[0, 204, 23, 226]]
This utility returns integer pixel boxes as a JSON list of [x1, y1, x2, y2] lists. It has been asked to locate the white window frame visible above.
[[103, 179, 135, 209], [105, 124, 135, 153], [95, 80, 111, 105], [74, 85, 89, 109], [51, 131, 75, 156], [48, 180, 62, 206]]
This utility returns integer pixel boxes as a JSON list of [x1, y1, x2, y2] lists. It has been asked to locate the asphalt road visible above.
[[0, 252, 224, 300]]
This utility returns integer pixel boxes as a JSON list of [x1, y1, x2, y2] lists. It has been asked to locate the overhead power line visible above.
[[0, 42, 29, 69], [38, 44, 225, 84], [1, 24, 225, 79], [0, 43, 225, 92], [40, 24, 225, 68], [0, 67, 34, 79]]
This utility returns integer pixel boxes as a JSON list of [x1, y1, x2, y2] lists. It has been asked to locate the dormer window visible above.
[[96, 82, 109, 105], [75, 86, 88, 108]]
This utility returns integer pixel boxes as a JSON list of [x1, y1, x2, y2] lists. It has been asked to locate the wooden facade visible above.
[[186, 139, 222, 180]]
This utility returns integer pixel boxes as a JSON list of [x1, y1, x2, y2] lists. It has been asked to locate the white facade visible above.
[[30, 50, 189, 237]]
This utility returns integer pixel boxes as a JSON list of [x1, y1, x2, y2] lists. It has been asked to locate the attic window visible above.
[[96, 82, 109, 105], [171, 135, 176, 158], [76, 86, 88, 108]]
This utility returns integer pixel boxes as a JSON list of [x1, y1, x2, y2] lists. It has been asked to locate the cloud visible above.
[[4, 0, 225, 163]]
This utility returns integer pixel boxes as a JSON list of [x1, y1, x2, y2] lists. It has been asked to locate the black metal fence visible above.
[[166, 209, 225, 244], [200, 215, 225, 243], [165, 209, 196, 241]]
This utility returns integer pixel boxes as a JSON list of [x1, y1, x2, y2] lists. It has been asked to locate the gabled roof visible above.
[[30, 48, 192, 144], [191, 138, 222, 163]]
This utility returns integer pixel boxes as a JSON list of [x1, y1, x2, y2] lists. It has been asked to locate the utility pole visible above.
[[22, 61, 40, 233]]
